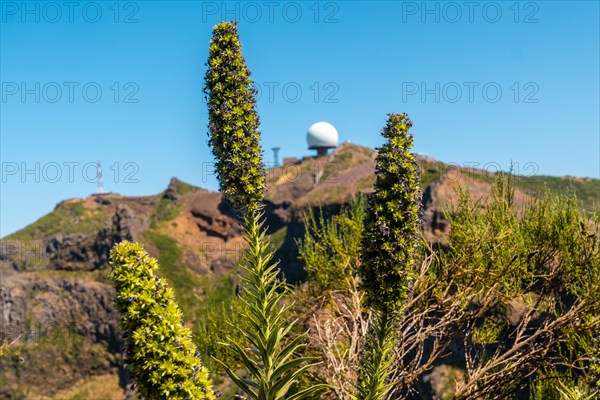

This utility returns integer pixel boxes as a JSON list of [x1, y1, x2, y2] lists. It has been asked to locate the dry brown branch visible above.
[[455, 299, 592, 400], [310, 276, 371, 399], [385, 243, 599, 399]]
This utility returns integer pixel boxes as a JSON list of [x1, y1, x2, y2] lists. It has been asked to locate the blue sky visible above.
[[1, 0, 599, 236]]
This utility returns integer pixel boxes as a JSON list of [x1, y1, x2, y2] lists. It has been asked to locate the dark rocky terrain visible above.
[[1, 143, 597, 399]]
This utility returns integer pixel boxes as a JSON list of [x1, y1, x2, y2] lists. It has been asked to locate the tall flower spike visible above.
[[109, 241, 215, 400], [204, 21, 328, 399], [204, 21, 265, 213], [358, 113, 422, 312]]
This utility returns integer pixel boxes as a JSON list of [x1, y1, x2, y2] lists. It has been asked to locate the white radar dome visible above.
[[307, 121, 339, 149]]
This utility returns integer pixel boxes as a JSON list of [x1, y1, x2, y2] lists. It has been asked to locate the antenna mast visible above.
[[96, 160, 104, 195], [271, 147, 281, 167]]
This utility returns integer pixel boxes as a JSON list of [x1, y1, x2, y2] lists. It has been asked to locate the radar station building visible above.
[[307, 121, 339, 157]]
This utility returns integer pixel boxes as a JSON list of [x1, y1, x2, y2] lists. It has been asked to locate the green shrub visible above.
[[194, 298, 243, 373], [299, 195, 366, 293], [442, 176, 600, 398]]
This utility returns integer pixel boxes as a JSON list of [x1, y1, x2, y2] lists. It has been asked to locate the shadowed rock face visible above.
[[0, 271, 123, 399], [1, 143, 590, 398], [1, 273, 118, 347]]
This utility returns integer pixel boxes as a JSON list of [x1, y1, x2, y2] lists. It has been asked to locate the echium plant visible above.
[[356, 113, 422, 399], [204, 20, 265, 213], [109, 242, 214, 400], [358, 113, 421, 311], [204, 21, 327, 399]]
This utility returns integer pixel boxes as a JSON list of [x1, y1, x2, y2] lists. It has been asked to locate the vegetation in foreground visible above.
[[106, 20, 599, 400], [296, 178, 599, 399]]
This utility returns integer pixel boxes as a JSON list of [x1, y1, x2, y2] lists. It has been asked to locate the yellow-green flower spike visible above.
[[109, 241, 215, 400], [204, 21, 265, 213]]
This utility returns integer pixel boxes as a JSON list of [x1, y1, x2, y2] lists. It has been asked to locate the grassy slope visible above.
[[417, 156, 598, 211], [139, 229, 229, 323], [7, 201, 111, 243], [514, 175, 599, 212]]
